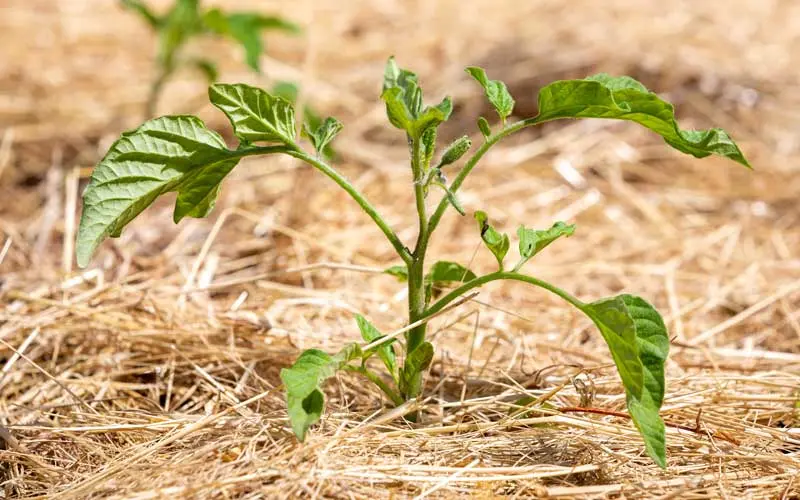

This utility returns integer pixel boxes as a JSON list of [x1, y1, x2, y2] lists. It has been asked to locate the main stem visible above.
[[404, 136, 430, 399]]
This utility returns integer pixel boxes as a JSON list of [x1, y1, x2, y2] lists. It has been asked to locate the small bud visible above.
[[439, 136, 472, 167], [477, 117, 491, 138]]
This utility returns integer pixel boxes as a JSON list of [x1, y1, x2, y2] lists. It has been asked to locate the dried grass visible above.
[[0, 0, 799, 498]]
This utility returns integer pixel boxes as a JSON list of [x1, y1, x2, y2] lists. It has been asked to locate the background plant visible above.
[[121, 0, 301, 118], [75, 58, 750, 468]]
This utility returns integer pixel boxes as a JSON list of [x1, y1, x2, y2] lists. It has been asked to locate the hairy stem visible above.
[[285, 149, 412, 264], [424, 271, 585, 319], [404, 137, 430, 399]]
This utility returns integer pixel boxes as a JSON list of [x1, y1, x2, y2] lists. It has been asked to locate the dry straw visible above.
[[0, 0, 798, 498]]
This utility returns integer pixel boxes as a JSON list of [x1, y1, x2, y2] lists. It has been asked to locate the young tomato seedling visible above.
[[76, 59, 750, 467], [122, 0, 300, 117]]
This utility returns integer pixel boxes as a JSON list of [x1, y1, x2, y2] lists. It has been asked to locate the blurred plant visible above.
[[121, 0, 299, 117], [76, 58, 751, 468]]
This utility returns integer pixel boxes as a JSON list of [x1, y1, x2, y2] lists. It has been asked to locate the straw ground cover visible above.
[[1, 0, 799, 498]]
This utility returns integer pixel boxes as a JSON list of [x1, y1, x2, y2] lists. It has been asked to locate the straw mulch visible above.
[[0, 0, 798, 498]]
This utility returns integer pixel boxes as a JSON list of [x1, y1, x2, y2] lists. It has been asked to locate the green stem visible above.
[[286, 149, 412, 265], [146, 66, 171, 119], [424, 271, 586, 319], [405, 137, 429, 395], [343, 365, 403, 406]]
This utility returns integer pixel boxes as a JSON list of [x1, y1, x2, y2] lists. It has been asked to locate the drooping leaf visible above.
[[355, 315, 397, 380], [516, 221, 576, 267], [280, 344, 362, 441], [581, 294, 669, 467], [303, 117, 343, 156], [474, 211, 509, 270], [438, 136, 471, 168], [203, 8, 300, 71], [120, 0, 161, 28], [400, 341, 434, 397], [466, 67, 515, 121], [533, 74, 750, 167], [432, 182, 465, 216], [209, 83, 296, 145], [76, 115, 238, 268], [477, 117, 492, 138], [381, 58, 451, 138], [384, 265, 408, 282]]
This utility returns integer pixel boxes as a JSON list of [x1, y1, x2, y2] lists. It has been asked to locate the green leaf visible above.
[[384, 265, 408, 282], [425, 261, 477, 286], [76, 115, 238, 268], [516, 221, 576, 266], [466, 67, 515, 121], [534, 74, 750, 168], [581, 294, 669, 467], [272, 82, 335, 160], [280, 344, 362, 441], [400, 341, 434, 397], [303, 117, 343, 156], [355, 315, 397, 379], [381, 58, 452, 138], [209, 83, 296, 145], [438, 136, 471, 167], [203, 8, 300, 71], [420, 126, 437, 167], [120, 0, 161, 28], [474, 211, 509, 270], [477, 117, 491, 139], [190, 58, 218, 83]]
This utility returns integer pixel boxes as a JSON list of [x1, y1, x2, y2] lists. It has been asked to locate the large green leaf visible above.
[[465, 67, 515, 121], [76, 116, 238, 268], [582, 294, 669, 467], [355, 315, 397, 380], [209, 83, 296, 145], [203, 9, 299, 71], [280, 344, 361, 441], [534, 74, 750, 167], [425, 261, 477, 285], [474, 211, 509, 270]]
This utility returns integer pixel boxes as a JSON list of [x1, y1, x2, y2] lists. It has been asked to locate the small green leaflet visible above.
[[303, 117, 343, 156], [355, 315, 397, 380], [280, 344, 362, 441], [477, 117, 491, 138], [400, 341, 434, 397], [203, 8, 300, 71], [272, 81, 335, 160], [209, 83, 296, 145], [581, 294, 669, 468], [465, 67, 515, 122], [76, 115, 238, 268], [382, 57, 452, 139], [474, 211, 510, 270], [533, 74, 750, 168], [384, 265, 408, 282], [516, 221, 576, 268], [425, 261, 477, 285]]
